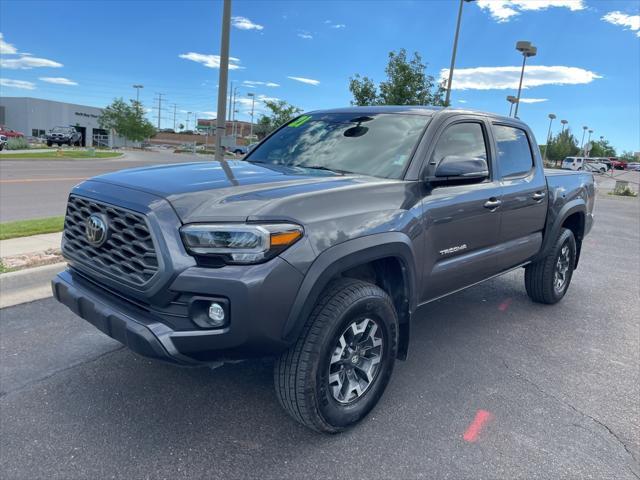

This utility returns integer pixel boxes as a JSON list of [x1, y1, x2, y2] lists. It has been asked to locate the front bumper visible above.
[[52, 258, 304, 365]]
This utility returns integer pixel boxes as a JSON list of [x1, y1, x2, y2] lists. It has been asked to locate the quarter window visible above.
[[432, 122, 488, 165], [494, 125, 534, 178]]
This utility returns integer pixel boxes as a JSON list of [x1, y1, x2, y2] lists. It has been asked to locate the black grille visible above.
[[63, 195, 159, 287]]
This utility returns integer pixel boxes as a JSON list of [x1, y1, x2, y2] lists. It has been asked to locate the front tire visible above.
[[525, 228, 576, 304], [275, 278, 398, 433]]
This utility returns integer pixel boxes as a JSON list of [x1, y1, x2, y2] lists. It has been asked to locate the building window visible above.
[[31, 129, 46, 138]]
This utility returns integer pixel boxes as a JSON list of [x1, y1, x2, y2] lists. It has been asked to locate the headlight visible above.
[[180, 223, 303, 265]]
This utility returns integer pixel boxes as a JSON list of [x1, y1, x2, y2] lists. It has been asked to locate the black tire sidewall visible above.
[[314, 293, 398, 429]]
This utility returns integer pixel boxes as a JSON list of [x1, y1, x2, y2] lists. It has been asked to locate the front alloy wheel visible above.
[[328, 317, 383, 404]]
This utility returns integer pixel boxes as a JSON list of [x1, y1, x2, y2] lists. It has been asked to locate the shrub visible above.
[[6, 137, 29, 150]]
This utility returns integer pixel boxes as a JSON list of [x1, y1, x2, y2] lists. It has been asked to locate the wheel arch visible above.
[[537, 200, 586, 268], [282, 233, 418, 360]]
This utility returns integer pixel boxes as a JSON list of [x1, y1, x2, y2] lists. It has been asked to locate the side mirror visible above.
[[433, 155, 489, 182]]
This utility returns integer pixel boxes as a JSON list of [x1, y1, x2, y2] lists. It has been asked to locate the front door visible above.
[[419, 119, 504, 303]]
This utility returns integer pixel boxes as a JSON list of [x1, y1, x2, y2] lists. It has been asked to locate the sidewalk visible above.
[[0, 232, 63, 257]]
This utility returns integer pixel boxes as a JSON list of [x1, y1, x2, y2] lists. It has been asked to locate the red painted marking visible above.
[[498, 298, 512, 311], [463, 410, 492, 442]]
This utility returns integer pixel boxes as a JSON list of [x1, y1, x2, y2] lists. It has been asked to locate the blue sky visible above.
[[1, 0, 639, 152]]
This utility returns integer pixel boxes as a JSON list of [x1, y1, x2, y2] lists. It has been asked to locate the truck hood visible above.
[[91, 160, 401, 223]]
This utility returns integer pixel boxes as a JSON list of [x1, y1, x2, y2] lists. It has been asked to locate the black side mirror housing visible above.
[[430, 156, 489, 185]]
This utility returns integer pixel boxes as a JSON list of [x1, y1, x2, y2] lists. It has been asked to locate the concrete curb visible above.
[[0, 262, 66, 309]]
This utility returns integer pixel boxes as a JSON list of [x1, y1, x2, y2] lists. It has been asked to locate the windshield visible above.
[[246, 113, 430, 179], [52, 127, 71, 133]]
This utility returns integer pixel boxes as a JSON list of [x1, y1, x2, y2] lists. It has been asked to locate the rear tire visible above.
[[274, 278, 398, 433], [525, 228, 576, 304]]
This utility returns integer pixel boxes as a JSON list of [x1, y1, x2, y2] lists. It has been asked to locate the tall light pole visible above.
[[444, 0, 475, 107], [231, 86, 238, 137], [186, 112, 192, 131], [543, 113, 556, 163], [560, 119, 568, 133], [247, 92, 255, 141], [133, 84, 143, 105], [507, 95, 518, 117], [215, 0, 232, 163], [587, 129, 593, 144], [580, 126, 588, 153], [513, 41, 537, 118]]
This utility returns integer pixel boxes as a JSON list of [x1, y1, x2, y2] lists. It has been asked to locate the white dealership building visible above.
[[0, 97, 129, 147]]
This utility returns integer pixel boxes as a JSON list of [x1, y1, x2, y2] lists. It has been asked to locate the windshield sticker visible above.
[[288, 115, 312, 127]]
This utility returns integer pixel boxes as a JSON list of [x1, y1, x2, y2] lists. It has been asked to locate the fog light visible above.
[[207, 302, 226, 326]]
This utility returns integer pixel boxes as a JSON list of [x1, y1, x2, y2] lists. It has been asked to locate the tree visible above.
[[542, 129, 580, 166], [254, 100, 302, 139], [99, 98, 156, 145], [349, 49, 446, 106], [619, 151, 637, 163], [589, 139, 616, 158]]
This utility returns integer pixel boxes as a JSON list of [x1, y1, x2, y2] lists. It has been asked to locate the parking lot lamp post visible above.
[[215, 0, 232, 163], [186, 112, 192, 131], [506, 95, 518, 117], [132, 85, 143, 114], [444, 0, 475, 107], [561, 119, 568, 133], [544, 113, 556, 163], [247, 93, 255, 140], [580, 125, 588, 157], [514, 41, 537, 118]]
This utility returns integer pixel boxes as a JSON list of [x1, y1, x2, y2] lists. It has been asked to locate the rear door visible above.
[[491, 123, 548, 269], [419, 117, 504, 302]]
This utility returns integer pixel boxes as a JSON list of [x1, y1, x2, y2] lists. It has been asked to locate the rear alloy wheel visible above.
[[525, 228, 576, 304], [275, 278, 398, 433]]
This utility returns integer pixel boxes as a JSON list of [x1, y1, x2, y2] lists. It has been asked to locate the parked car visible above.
[[561, 156, 608, 173], [0, 126, 25, 138], [608, 158, 626, 170], [0, 134, 7, 151], [52, 107, 595, 433], [46, 126, 82, 146], [626, 162, 640, 172]]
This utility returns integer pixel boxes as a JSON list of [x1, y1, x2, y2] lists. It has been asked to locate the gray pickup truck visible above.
[[52, 107, 595, 433]]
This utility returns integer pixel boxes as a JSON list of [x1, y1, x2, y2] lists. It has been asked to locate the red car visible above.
[[608, 158, 626, 170], [0, 126, 24, 138]]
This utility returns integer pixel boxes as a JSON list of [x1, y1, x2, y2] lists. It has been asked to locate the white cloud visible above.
[[0, 78, 36, 90], [440, 65, 601, 90], [602, 11, 640, 37], [297, 32, 313, 39], [179, 52, 243, 70], [39, 76, 78, 86], [231, 16, 264, 31], [458, 100, 468, 104], [287, 76, 320, 86], [200, 111, 217, 117], [476, 0, 584, 23], [0, 55, 63, 69], [519, 98, 548, 103], [242, 80, 280, 87], [0, 33, 17, 54], [330, 23, 346, 29]]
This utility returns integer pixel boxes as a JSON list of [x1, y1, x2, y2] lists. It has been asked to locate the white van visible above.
[[561, 157, 608, 173]]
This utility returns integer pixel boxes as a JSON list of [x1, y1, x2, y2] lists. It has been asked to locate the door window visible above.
[[431, 122, 488, 168], [494, 125, 534, 178]]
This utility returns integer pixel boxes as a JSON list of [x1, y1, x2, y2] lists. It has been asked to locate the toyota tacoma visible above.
[[46, 126, 82, 147], [52, 107, 595, 432]]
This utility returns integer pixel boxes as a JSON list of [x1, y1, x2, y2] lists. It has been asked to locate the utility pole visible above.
[[172, 104, 177, 131], [231, 87, 238, 137], [248, 92, 255, 140], [215, 0, 232, 163], [155, 93, 165, 129]]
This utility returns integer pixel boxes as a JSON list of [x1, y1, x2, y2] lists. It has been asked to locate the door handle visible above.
[[483, 198, 502, 210], [532, 191, 546, 201]]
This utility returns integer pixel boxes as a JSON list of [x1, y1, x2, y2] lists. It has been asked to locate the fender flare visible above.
[[282, 232, 419, 348], [536, 199, 586, 261]]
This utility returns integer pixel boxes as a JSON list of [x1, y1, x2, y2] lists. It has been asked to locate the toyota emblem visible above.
[[85, 214, 108, 247]]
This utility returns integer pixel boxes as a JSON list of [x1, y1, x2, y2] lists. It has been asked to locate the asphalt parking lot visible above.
[[1, 195, 639, 479]]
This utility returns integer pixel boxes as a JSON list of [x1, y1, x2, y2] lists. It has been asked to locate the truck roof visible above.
[[306, 105, 522, 125]]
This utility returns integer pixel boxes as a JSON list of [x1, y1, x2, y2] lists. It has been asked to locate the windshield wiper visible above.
[[298, 165, 349, 175]]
